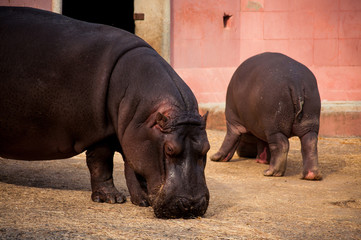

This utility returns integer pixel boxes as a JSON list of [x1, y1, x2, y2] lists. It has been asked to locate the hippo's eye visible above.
[[166, 145, 173, 155], [164, 142, 181, 156]]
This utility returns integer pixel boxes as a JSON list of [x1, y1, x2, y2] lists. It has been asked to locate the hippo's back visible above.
[[0, 7, 147, 159], [227, 52, 320, 139], [230, 52, 318, 98]]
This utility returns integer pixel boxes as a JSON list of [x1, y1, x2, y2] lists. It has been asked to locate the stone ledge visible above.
[[199, 101, 361, 137]]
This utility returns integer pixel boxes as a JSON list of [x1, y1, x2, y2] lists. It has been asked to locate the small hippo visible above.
[[211, 52, 322, 180], [0, 7, 210, 218]]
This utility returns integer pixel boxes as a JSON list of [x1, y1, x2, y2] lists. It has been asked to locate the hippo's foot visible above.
[[130, 196, 150, 207], [91, 181, 126, 204], [137, 199, 150, 207], [124, 162, 150, 207], [210, 152, 230, 162], [91, 190, 126, 204], [256, 158, 269, 164], [255, 145, 270, 164], [263, 168, 284, 177], [302, 170, 322, 181]]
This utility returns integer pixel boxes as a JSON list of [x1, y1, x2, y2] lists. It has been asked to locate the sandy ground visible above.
[[0, 130, 360, 239]]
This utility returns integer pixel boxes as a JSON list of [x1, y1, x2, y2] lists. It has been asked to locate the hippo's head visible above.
[[121, 110, 210, 218]]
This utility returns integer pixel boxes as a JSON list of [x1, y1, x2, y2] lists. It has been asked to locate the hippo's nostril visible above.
[[197, 196, 207, 209], [176, 198, 190, 212], [195, 196, 208, 213], [177, 196, 208, 217]]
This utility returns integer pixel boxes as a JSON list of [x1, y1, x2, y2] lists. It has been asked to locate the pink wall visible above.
[[171, 0, 241, 102], [2, 0, 360, 103], [172, 0, 361, 103], [0, 0, 52, 11]]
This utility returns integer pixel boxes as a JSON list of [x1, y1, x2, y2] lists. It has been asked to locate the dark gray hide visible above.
[[211, 52, 322, 180], [0, 7, 210, 218]]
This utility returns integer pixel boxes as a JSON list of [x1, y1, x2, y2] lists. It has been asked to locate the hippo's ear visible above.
[[202, 111, 209, 125], [156, 112, 169, 129]]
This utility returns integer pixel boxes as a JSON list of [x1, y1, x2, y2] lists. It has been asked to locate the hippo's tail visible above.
[[290, 85, 304, 122]]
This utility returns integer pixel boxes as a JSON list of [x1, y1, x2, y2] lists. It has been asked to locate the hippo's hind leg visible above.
[[236, 133, 270, 164], [263, 133, 289, 177], [86, 138, 126, 204], [300, 131, 322, 180], [124, 161, 150, 207], [210, 121, 242, 162]]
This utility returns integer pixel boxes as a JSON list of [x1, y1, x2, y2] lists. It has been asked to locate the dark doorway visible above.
[[62, 0, 135, 33]]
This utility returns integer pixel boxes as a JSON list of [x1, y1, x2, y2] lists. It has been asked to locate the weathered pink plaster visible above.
[[172, 0, 361, 103]]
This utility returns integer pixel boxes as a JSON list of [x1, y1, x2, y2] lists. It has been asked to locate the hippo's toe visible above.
[[302, 170, 322, 181], [263, 168, 284, 177], [256, 158, 269, 164], [210, 152, 222, 161], [91, 190, 126, 204], [210, 152, 229, 162], [130, 197, 150, 207]]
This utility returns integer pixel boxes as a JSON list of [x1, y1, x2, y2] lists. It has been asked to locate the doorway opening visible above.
[[62, 0, 135, 33]]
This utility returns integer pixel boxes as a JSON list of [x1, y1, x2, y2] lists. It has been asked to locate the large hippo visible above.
[[0, 7, 210, 218], [211, 52, 322, 180]]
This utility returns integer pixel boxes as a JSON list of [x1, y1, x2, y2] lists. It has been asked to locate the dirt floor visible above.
[[0, 130, 360, 239]]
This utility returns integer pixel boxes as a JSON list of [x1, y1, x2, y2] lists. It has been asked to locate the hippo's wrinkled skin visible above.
[[0, 7, 210, 218], [211, 52, 322, 180]]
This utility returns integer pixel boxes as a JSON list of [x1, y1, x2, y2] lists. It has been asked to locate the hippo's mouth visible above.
[[150, 191, 209, 219]]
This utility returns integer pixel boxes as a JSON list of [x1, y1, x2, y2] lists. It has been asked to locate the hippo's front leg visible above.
[[86, 140, 126, 204], [263, 133, 289, 177], [124, 161, 150, 207]]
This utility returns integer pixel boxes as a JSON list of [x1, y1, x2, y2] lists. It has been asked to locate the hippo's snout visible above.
[[153, 195, 209, 219]]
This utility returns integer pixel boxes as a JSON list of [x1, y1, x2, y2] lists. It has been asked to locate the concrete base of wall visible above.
[[199, 101, 361, 137]]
